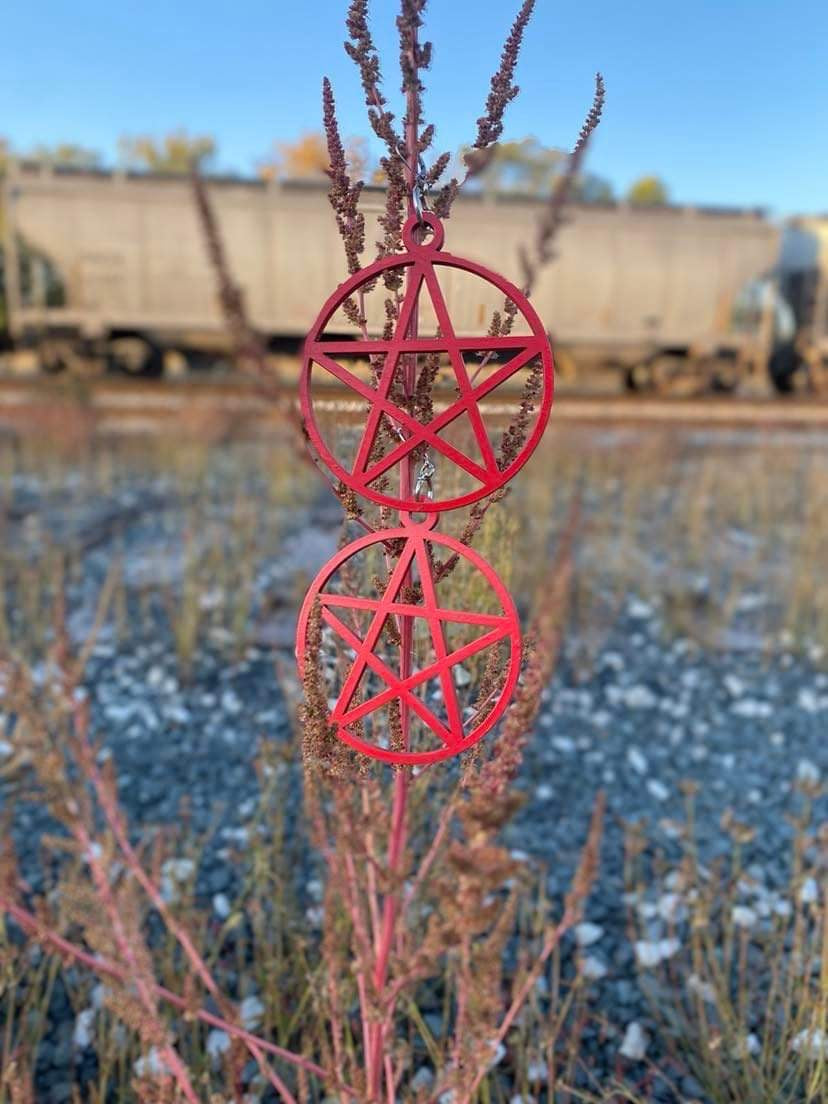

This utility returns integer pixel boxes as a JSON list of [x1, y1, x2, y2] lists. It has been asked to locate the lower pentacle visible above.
[[295, 524, 522, 765]]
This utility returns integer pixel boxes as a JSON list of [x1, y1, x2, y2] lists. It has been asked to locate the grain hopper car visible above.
[[0, 160, 812, 392]]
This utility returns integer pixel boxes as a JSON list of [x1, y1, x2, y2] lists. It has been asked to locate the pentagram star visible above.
[[307, 257, 546, 495], [316, 534, 513, 749]]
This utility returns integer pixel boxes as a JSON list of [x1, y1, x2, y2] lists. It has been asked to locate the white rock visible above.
[[487, 1041, 507, 1068], [221, 689, 242, 715], [161, 858, 195, 881], [134, 1047, 166, 1077], [410, 1066, 435, 1092], [797, 688, 821, 714], [581, 955, 608, 980], [212, 893, 231, 920], [624, 685, 657, 709], [206, 1029, 231, 1065], [526, 1059, 548, 1082], [240, 995, 265, 1030], [626, 747, 648, 775], [73, 1007, 95, 1050], [535, 783, 553, 801], [91, 984, 108, 1009], [628, 598, 653, 619], [657, 893, 683, 922], [0, 739, 13, 760], [220, 826, 250, 848], [84, 842, 103, 863], [552, 735, 576, 753], [724, 674, 745, 697], [686, 973, 716, 1004], [453, 665, 471, 687], [160, 858, 195, 904], [574, 922, 604, 947], [634, 937, 680, 967], [601, 651, 624, 671], [800, 877, 819, 905], [770, 731, 785, 747], [647, 779, 670, 802], [791, 1028, 828, 1059], [736, 593, 765, 612], [796, 759, 821, 785], [731, 699, 772, 719], [619, 1021, 648, 1061], [731, 906, 757, 929]]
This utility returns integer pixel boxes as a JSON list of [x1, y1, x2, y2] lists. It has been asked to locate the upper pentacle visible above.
[[295, 523, 522, 766], [300, 213, 554, 514]]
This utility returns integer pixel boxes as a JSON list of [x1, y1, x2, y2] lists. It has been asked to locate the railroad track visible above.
[[1, 376, 828, 431]]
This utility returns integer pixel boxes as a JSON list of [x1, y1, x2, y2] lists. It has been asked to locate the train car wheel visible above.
[[40, 340, 70, 375], [108, 336, 164, 379], [707, 358, 741, 394], [652, 355, 709, 397], [624, 361, 654, 392], [768, 343, 801, 394]]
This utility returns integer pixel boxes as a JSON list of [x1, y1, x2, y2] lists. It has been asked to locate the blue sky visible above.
[[3, 0, 827, 215]]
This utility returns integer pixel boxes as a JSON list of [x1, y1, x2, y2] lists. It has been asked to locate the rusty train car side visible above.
[[0, 161, 799, 389]]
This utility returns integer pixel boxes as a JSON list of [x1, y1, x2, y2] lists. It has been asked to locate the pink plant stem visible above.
[[459, 909, 577, 1103], [343, 849, 378, 1074], [71, 719, 297, 1104], [403, 793, 455, 911], [366, 53, 422, 1099], [0, 897, 351, 1092], [361, 787, 383, 948], [70, 821, 200, 1104]]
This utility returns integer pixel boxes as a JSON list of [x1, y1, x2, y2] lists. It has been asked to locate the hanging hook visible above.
[[414, 454, 436, 501], [392, 143, 430, 223]]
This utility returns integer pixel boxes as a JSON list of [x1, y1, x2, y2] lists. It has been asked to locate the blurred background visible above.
[[2, 5, 828, 1101], [1, 0, 827, 392]]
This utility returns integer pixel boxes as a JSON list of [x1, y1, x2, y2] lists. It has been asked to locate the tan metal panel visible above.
[[6, 166, 781, 357]]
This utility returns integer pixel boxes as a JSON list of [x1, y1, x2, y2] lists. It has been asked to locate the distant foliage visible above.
[[469, 135, 614, 202], [28, 143, 102, 170], [259, 130, 370, 181], [627, 173, 670, 206], [0, 137, 102, 172], [118, 130, 216, 174]]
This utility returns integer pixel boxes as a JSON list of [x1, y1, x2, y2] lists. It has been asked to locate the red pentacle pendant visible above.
[[295, 519, 522, 765], [301, 213, 554, 513]]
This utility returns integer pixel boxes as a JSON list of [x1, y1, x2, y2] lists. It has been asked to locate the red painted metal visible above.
[[295, 520, 522, 765], [300, 212, 554, 513]]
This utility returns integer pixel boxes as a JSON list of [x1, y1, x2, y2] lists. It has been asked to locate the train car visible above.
[[777, 215, 828, 391], [0, 160, 801, 391]]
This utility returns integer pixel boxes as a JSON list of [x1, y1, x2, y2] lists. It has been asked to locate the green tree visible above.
[[626, 175, 669, 206], [466, 136, 614, 203], [118, 130, 216, 174], [29, 143, 102, 170]]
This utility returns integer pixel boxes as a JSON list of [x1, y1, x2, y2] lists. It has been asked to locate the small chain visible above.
[[393, 143, 430, 222], [414, 454, 436, 501]]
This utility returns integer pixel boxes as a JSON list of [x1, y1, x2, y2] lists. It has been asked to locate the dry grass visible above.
[[624, 782, 827, 1104], [0, 414, 826, 1102]]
